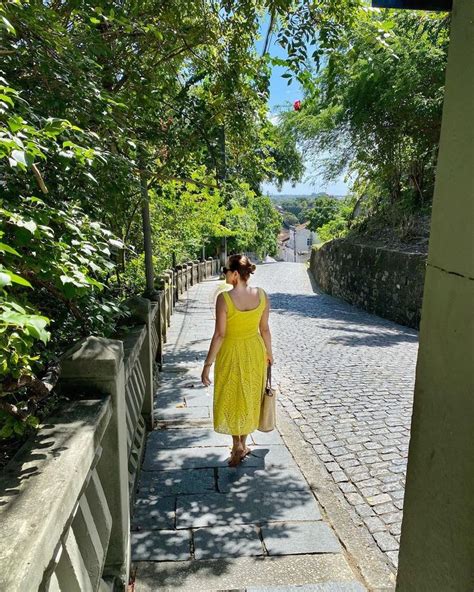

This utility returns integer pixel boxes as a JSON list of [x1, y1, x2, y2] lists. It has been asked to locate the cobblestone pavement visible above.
[[254, 261, 418, 570]]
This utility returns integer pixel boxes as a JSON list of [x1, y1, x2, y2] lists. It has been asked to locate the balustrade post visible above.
[[155, 276, 168, 343], [164, 270, 173, 326], [182, 263, 188, 292], [60, 337, 130, 590], [125, 297, 154, 431]]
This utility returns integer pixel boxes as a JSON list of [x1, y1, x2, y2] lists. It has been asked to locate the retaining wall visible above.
[[310, 240, 426, 329]]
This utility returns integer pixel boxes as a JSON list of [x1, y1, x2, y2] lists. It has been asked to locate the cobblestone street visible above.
[[256, 261, 418, 570]]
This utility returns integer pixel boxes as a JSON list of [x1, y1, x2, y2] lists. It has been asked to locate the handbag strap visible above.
[[266, 364, 272, 388]]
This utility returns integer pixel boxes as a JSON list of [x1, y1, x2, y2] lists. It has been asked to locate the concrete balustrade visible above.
[[206, 256, 213, 278], [0, 257, 220, 592]]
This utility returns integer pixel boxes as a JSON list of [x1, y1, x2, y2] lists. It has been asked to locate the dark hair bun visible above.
[[228, 254, 256, 280]]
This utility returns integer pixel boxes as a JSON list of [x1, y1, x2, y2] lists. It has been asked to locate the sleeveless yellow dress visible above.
[[213, 287, 267, 435]]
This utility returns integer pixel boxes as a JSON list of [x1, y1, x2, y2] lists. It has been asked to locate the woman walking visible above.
[[201, 254, 273, 467]]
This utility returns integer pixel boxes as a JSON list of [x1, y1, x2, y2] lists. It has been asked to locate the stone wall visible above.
[[309, 239, 426, 329]]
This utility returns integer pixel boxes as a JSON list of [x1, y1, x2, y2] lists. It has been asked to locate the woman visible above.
[[201, 254, 273, 467]]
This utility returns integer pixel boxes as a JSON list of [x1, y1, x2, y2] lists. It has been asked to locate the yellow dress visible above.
[[213, 287, 267, 435]]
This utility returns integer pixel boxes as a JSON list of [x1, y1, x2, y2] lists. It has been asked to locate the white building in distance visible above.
[[277, 222, 319, 263]]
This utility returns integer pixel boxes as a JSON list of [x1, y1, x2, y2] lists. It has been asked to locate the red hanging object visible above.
[[293, 100, 301, 111]]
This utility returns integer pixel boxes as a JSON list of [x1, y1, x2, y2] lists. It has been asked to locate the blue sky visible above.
[[255, 20, 349, 197]]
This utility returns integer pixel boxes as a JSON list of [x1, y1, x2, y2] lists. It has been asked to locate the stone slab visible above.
[[247, 583, 366, 592], [156, 389, 211, 408], [261, 522, 341, 556], [161, 363, 201, 373], [131, 529, 191, 561], [156, 383, 208, 397], [158, 371, 201, 386], [251, 430, 285, 446], [154, 406, 209, 421], [143, 445, 262, 471], [131, 496, 175, 530], [249, 445, 297, 468], [217, 466, 308, 494], [176, 490, 321, 528], [146, 428, 230, 449], [193, 524, 264, 560], [133, 555, 360, 592], [183, 393, 212, 407], [137, 468, 216, 496]]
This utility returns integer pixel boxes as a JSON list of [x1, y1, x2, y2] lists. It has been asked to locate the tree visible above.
[[281, 10, 449, 222], [0, 0, 303, 438], [307, 197, 341, 232]]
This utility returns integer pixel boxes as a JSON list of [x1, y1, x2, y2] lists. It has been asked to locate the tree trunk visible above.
[[139, 151, 155, 295]]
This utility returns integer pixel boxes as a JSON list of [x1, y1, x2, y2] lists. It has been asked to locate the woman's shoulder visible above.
[[257, 287, 269, 301]]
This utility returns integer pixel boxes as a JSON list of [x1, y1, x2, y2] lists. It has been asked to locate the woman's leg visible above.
[[239, 435, 251, 458], [228, 435, 243, 466]]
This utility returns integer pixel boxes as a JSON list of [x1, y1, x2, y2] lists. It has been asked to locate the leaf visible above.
[[11, 149, 27, 167], [4, 271, 32, 287], [84, 171, 98, 184], [0, 94, 14, 107], [16, 219, 37, 234], [0, 424, 13, 439], [60, 274, 83, 287], [108, 238, 124, 249], [26, 415, 39, 428], [25, 317, 50, 344], [0, 243, 20, 256], [5, 301, 26, 314], [0, 272, 11, 287], [1, 16, 16, 35]]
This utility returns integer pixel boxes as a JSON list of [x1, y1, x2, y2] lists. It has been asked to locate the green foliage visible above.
[[308, 197, 354, 242], [0, 0, 303, 442], [244, 194, 283, 258], [282, 9, 449, 225], [307, 197, 342, 232], [317, 217, 348, 243], [282, 211, 299, 227]]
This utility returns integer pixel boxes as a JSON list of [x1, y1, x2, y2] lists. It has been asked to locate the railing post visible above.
[[168, 268, 176, 310], [174, 265, 182, 299], [193, 259, 199, 284], [125, 297, 154, 431], [60, 337, 130, 590], [182, 263, 188, 292], [164, 269, 173, 326], [150, 293, 163, 371], [186, 261, 191, 287], [187, 260, 194, 286], [155, 276, 167, 343]]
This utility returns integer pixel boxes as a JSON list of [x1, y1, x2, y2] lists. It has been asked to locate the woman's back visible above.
[[226, 286, 261, 311], [221, 287, 266, 340]]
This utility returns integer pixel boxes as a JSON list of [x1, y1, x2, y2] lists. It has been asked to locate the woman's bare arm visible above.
[[259, 291, 273, 364], [203, 293, 227, 366]]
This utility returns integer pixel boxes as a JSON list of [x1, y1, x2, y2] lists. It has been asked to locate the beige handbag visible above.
[[258, 364, 276, 432]]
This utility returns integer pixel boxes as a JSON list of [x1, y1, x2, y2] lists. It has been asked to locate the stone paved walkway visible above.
[[132, 276, 367, 592], [255, 262, 418, 571]]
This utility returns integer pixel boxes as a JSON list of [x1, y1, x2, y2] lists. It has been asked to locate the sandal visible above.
[[228, 447, 243, 467], [240, 446, 252, 461]]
